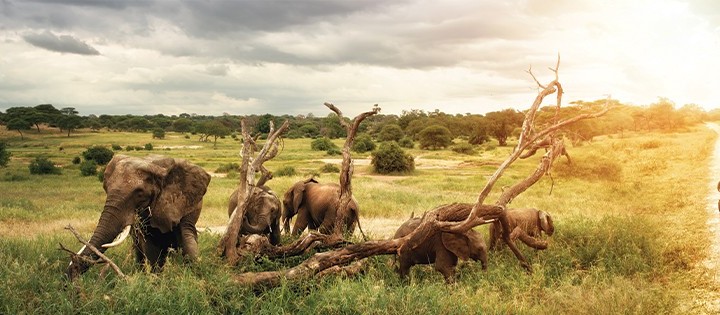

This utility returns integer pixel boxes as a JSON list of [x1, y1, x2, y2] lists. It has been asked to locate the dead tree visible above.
[[233, 57, 609, 286], [218, 119, 289, 265]]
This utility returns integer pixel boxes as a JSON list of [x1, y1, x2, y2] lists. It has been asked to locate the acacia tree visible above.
[[232, 58, 609, 287]]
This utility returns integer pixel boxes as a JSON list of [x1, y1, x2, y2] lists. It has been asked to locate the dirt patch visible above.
[[206, 172, 227, 178], [156, 145, 204, 149]]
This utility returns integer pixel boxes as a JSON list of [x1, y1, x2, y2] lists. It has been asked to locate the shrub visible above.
[[152, 128, 166, 139], [133, 146, 143, 151], [326, 147, 342, 156], [111, 144, 122, 151], [451, 143, 476, 155], [184, 135, 190, 139], [126, 146, 134, 151], [378, 124, 404, 142], [398, 137, 414, 149], [418, 125, 452, 150], [274, 166, 296, 177], [0, 142, 11, 167], [371, 141, 415, 174], [97, 166, 106, 182], [80, 160, 98, 176], [352, 134, 376, 153], [82, 146, 114, 165], [144, 143, 154, 150], [311, 138, 338, 151], [72, 156, 81, 164], [28, 156, 61, 175], [320, 163, 340, 173], [215, 163, 240, 173]]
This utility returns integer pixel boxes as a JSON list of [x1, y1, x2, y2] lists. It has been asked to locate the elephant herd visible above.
[[66, 154, 555, 283]]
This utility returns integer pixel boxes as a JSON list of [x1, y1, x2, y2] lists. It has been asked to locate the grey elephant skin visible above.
[[393, 216, 488, 283], [488, 208, 554, 250], [66, 154, 211, 280], [282, 178, 359, 235], [227, 185, 281, 245]]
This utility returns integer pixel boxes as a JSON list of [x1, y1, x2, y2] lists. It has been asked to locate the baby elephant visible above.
[[489, 208, 554, 250], [393, 216, 488, 283]]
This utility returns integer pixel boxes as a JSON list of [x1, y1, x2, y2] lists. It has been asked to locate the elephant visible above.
[[717, 180, 720, 212], [393, 215, 488, 283], [66, 154, 211, 280], [488, 208, 554, 250], [282, 178, 361, 236], [227, 185, 281, 245]]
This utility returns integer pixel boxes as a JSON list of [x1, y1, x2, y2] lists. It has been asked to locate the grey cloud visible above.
[[23, 31, 99, 55]]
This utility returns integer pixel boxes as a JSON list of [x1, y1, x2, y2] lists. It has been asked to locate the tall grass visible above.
[[0, 126, 717, 313]]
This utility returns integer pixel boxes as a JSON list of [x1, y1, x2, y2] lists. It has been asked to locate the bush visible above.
[[274, 166, 296, 177], [184, 135, 190, 139], [0, 142, 11, 167], [126, 146, 134, 151], [378, 124, 404, 142], [320, 163, 340, 173], [418, 125, 452, 150], [215, 163, 240, 173], [80, 160, 98, 176], [326, 147, 342, 156], [71, 156, 81, 164], [398, 137, 414, 149], [311, 138, 338, 151], [451, 143, 476, 155], [371, 141, 415, 174], [144, 143, 154, 150], [152, 128, 166, 139], [111, 144, 122, 151], [97, 166, 106, 182], [28, 156, 61, 175], [82, 146, 114, 165], [352, 134, 376, 153]]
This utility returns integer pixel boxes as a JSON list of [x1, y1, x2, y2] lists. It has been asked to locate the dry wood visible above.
[[219, 119, 289, 265], [63, 224, 126, 279]]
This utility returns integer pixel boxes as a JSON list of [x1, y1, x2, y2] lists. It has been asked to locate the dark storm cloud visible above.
[[23, 31, 100, 55]]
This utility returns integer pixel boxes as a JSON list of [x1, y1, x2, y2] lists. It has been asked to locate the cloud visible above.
[[22, 31, 100, 55]]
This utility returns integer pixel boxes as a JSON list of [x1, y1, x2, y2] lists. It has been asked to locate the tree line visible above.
[[1, 97, 717, 145]]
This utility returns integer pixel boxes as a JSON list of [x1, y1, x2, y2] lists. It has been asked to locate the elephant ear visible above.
[[539, 211, 555, 236], [150, 158, 211, 233], [291, 180, 311, 212], [102, 154, 130, 192], [441, 232, 473, 260]]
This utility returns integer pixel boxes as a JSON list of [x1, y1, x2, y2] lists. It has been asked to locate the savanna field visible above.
[[1, 124, 719, 314]]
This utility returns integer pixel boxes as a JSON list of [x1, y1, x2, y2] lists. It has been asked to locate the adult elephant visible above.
[[66, 154, 211, 280], [282, 178, 361, 236], [227, 185, 281, 245]]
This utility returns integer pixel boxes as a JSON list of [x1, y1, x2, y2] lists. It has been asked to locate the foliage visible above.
[[28, 156, 61, 175], [352, 133, 376, 153], [71, 156, 81, 164], [82, 146, 114, 165], [152, 128, 166, 139], [79, 160, 98, 176], [451, 143, 476, 155], [144, 143, 154, 150], [326, 147, 341, 156], [6, 118, 32, 139], [378, 124, 404, 142], [215, 163, 240, 173], [418, 125, 452, 150], [274, 166, 296, 177], [111, 143, 123, 151], [398, 136, 415, 148], [97, 166, 106, 182], [172, 118, 193, 133], [310, 137, 338, 151], [320, 163, 340, 173], [485, 109, 524, 146], [197, 120, 230, 147], [371, 141, 415, 174], [0, 142, 10, 167]]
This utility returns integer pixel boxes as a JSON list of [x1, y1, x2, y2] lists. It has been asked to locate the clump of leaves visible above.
[[82, 146, 114, 165], [275, 166, 296, 177], [371, 141, 415, 174], [311, 138, 338, 151], [215, 163, 240, 173], [320, 163, 340, 173], [29, 156, 61, 175], [80, 160, 98, 176]]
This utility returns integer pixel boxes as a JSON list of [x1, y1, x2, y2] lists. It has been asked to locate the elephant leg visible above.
[[510, 227, 548, 250], [178, 213, 200, 261], [398, 258, 413, 282], [479, 248, 488, 271], [132, 226, 147, 265], [269, 216, 281, 246], [318, 214, 335, 234], [292, 207, 310, 235], [435, 249, 458, 284], [142, 238, 168, 272]]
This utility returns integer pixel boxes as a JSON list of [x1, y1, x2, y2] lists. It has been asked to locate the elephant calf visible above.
[[227, 185, 281, 245], [488, 208, 554, 250], [282, 178, 360, 236], [393, 216, 488, 284]]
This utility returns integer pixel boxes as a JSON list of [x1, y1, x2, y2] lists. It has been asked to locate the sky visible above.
[[1, 0, 719, 117]]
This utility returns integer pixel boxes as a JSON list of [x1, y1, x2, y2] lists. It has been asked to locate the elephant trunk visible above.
[[242, 217, 267, 234], [66, 200, 132, 280]]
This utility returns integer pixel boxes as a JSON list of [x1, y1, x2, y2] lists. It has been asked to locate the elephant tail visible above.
[[356, 215, 368, 241]]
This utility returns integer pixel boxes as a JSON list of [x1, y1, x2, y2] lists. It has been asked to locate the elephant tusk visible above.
[[102, 225, 132, 248], [68, 245, 87, 267]]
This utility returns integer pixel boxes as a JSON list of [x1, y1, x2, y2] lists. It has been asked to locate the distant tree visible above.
[[352, 133, 376, 153], [321, 113, 346, 138], [298, 123, 320, 138], [418, 125, 452, 150], [485, 109, 524, 146], [201, 120, 230, 148], [5, 107, 43, 133], [172, 118, 193, 133], [34, 104, 62, 129], [57, 115, 82, 137], [371, 141, 415, 174], [0, 142, 11, 167], [152, 128, 166, 139], [86, 117, 103, 131], [398, 109, 427, 130], [126, 117, 155, 132], [646, 97, 678, 130], [6, 118, 32, 139], [59, 107, 79, 116], [678, 103, 706, 126], [378, 124, 404, 142], [257, 114, 275, 134]]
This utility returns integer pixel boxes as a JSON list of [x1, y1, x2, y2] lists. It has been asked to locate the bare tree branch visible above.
[[64, 225, 126, 279]]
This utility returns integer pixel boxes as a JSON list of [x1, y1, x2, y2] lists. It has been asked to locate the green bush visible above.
[[352, 134, 376, 153], [97, 166, 105, 182], [144, 143, 154, 150], [274, 166, 296, 177], [71, 156, 81, 164], [451, 143, 476, 155], [0, 142, 11, 167], [215, 163, 240, 173], [398, 137, 414, 149], [418, 125, 452, 150], [111, 144, 122, 151], [80, 160, 98, 176], [378, 124, 404, 142], [184, 135, 190, 139], [82, 146, 114, 165], [311, 138, 338, 151], [28, 156, 61, 175], [126, 146, 134, 151], [320, 163, 340, 173], [152, 128, 166, 139], [371, 141, 415, 174], [326, 147, 342, 156]]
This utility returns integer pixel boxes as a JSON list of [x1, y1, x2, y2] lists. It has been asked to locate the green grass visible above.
[[0, 125, 718, 313]]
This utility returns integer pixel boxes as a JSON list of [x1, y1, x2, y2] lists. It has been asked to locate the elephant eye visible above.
[[134, 188, 147, 198]]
